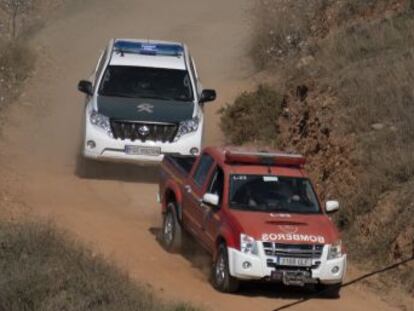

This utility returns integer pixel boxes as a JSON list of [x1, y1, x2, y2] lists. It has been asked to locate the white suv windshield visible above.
[[98, 65, 193, 101], [229, 175, 321, 214]]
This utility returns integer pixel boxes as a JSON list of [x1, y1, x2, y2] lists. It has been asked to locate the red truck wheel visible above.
[[161, 203, 182, 252], [212, 243, 239, 293]]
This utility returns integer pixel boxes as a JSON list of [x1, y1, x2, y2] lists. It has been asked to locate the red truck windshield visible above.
[[229, 175, 321, 214]]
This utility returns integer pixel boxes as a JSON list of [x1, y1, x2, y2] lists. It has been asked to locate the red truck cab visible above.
[[159, 146, 346, 296]]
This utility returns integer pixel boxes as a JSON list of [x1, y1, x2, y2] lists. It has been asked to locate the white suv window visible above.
[[94, 49, 108, 89], [189, 56, 201, 97], [98, 66, 194, 101]]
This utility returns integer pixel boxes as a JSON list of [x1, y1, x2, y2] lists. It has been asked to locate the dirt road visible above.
[[0, 1, 404, 310]]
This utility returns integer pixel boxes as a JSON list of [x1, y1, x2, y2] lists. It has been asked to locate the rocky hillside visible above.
[[221, 0, 414, 295]]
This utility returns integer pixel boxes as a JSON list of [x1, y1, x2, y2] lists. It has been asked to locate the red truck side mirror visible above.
[[203, 193, 219, 207], [326, 200, 340, 213]]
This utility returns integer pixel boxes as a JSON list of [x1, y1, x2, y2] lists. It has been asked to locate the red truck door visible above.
[[200, 165, 225, 251], [182, 152, 215, 240]]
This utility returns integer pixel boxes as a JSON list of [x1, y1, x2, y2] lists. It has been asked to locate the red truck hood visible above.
[[230, 210, 339, 245]]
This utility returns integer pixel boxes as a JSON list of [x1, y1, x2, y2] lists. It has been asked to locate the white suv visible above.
[[77, 39, 216, 164]]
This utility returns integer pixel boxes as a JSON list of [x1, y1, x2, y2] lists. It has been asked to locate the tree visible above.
[[0, 0, 32, 39]]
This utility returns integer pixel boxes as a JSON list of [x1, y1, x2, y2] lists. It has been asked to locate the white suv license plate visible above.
[[125, 146, 161, 156], [277, 257, 312, 267]]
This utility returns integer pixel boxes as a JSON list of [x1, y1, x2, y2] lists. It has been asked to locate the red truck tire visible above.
[[161, 203, 183, 252], [212, 243, 240, 293]]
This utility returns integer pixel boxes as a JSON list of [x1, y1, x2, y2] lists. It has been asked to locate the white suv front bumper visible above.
[[227, 244, 346, 285], [82, 114, 203, 164]]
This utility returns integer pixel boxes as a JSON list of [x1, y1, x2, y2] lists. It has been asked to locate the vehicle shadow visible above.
[[75, 155, 160, 184], [148, 227, 318, 300], [149, 227, 213, 277], [236, 282, 315, 300]]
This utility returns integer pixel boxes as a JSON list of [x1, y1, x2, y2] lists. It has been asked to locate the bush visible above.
[[0, 221, 199, 311], [0, 40, 35, 109], [242, 0, 414, 297], [0, 0, 33, 38], [249, 0, 414, 70], [319, 13, 414, 217], [219, 84, 283, 146], [0, 41, 34, 83], [249, 0, 321, 69]]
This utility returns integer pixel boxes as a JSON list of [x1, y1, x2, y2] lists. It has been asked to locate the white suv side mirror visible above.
[[326, 200, 340, 213], [203, 193, 219, 207]]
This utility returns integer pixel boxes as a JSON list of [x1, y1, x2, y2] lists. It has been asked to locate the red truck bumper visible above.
[[227, 245, 346, 285]]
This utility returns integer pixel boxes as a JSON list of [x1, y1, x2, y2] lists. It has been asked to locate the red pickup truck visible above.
[[158, 147, 346, 296]]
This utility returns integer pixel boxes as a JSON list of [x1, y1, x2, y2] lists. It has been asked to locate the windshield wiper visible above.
[[140, 95, 172, 100], [231, 203, 268, 212], [100, 92, 135, 98], [173, 96, 191, 102]]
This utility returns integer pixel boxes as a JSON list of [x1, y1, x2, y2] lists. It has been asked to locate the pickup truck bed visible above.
[[163, 155, 196, 176]]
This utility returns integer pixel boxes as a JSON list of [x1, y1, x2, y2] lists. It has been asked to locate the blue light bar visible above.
[[114, 40, 184, 57]]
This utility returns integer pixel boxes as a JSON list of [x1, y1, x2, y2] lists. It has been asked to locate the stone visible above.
[[371, 123, 385, 130]]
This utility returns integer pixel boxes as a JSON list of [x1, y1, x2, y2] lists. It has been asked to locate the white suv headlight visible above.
[[90, 110, 113, 137], [174, 116, 199, 141], [327, 240, 342, 260], [240, 233, 258, 255]]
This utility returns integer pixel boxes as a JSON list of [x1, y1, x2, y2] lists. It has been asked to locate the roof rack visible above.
[[224, 150, 306, 167], [113, 40, 184, 57]]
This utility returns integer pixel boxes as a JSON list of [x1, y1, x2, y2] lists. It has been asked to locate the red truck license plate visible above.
[[277, 257, 312, 267]]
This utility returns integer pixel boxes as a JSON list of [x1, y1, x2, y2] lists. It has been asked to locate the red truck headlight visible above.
[[327, 240, 342, 260], [240, 233, 258, 255]]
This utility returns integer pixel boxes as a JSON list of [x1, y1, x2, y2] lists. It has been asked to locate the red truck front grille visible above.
[[263, 242, 324, 259]]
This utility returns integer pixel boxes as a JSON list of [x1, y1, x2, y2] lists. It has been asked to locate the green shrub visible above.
[[0, 221, 200, 311], [219, 84, 282, 146]]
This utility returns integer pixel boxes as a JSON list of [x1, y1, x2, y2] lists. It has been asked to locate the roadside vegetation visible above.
[[0, 0, 68, 113], [219, 84, 282, 146], [0, 41, 34, 110], [0, 0, 35, 113], [0, 2, 199, 310], [221, 0, 414, 296], [0, 221, 199, 311]]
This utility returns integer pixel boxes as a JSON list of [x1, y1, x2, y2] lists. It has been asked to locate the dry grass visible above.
[[0, 40, 35, 116], [320, 12, 414, 292], [219, 84, 283, 146], [0, 0, 69, 40], [249, 0, 322, 69], [319, 12, 414, 218], [0, 221, 199, 311], [0, 4, 199, 310], [228, 0, 414, 295], [0, 0, 64, 105]]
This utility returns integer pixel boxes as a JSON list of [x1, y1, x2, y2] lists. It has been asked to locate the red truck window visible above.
[[193, 153, 214, 187], [207, 166, 225, 205], [229, 175, 321, 214]]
